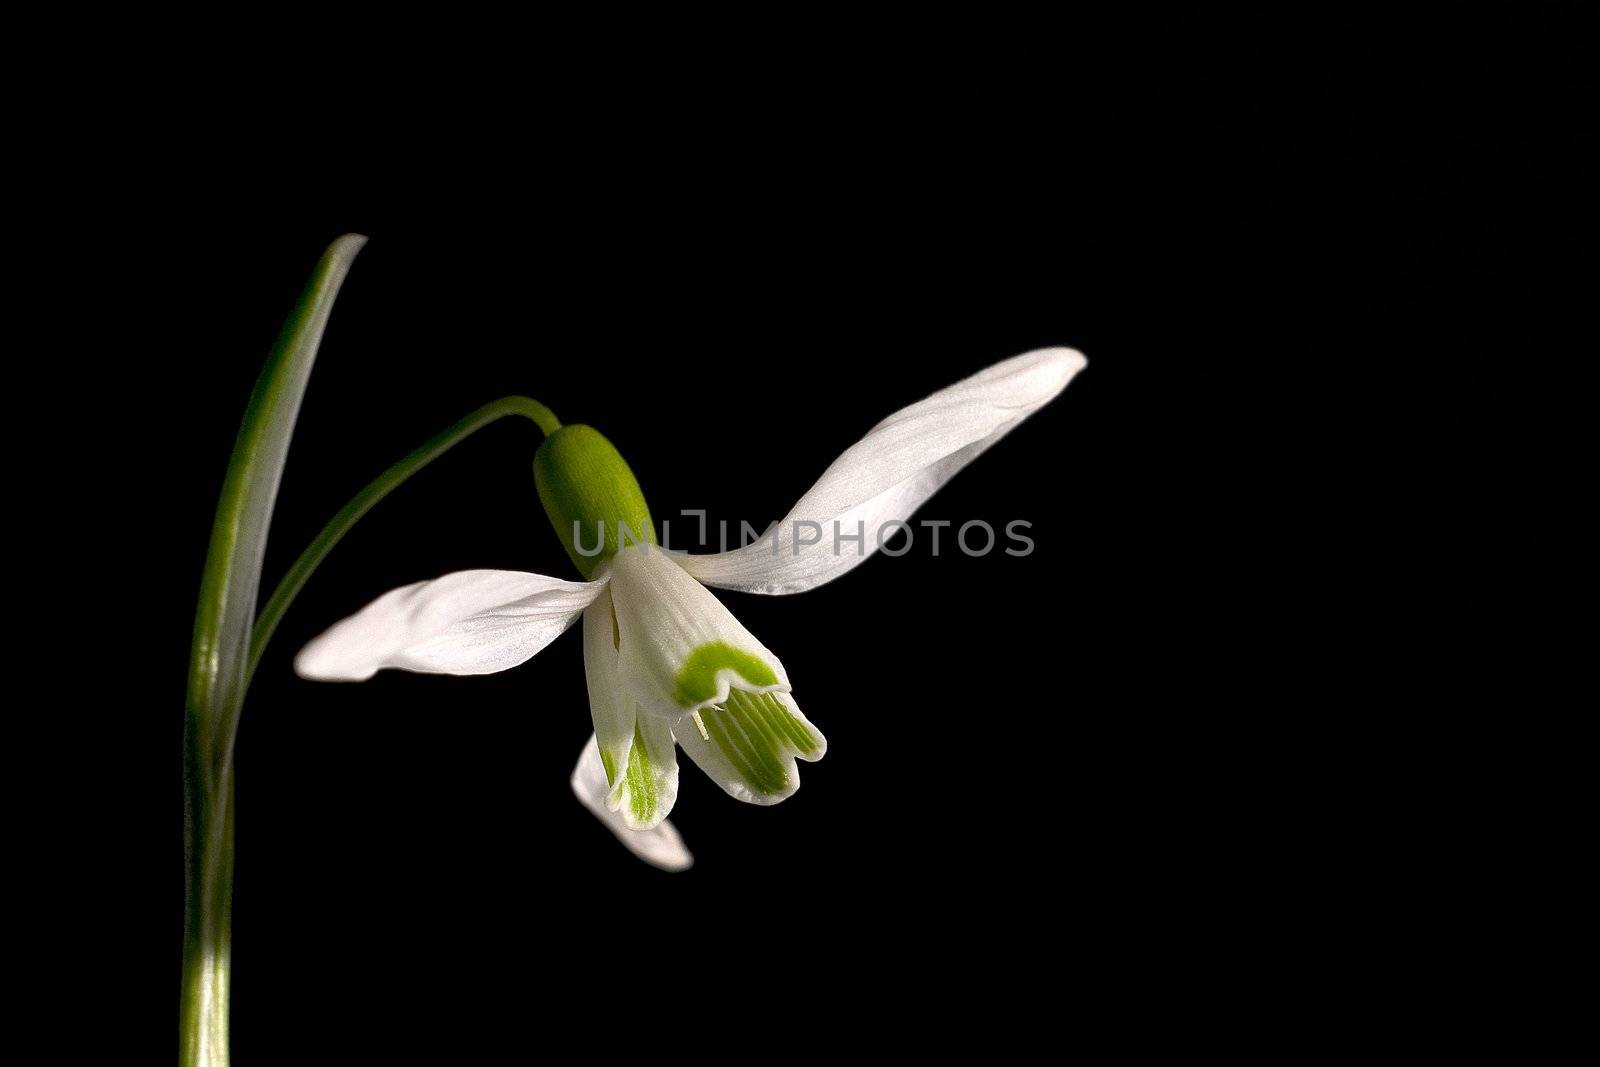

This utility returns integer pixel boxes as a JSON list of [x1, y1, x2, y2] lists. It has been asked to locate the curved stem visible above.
[[246, 395, 560, 684]]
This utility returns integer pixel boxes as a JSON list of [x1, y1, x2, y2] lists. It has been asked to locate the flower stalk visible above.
[[247, 394, 560, 683]]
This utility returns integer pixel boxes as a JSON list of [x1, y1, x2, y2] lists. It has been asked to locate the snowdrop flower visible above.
[[296, 348, 1086, 869]]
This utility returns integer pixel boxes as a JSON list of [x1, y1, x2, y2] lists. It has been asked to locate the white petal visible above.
[[581, 588, 636, 780], [677, 347, 1086, 594], [582, 588, 680, 829], [605, 543, 790, 717], [571, 735, 693, 872], [295, 569, 606, 681], [673, 690, 826, 806]]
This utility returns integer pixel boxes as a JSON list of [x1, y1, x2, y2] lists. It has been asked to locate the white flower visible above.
[[296, 347, 1086, 869]]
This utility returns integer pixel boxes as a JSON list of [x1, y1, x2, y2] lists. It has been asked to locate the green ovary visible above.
[[533, 424, 655, 578]]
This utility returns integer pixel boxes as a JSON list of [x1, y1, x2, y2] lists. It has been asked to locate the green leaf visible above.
[[186, 234, 366, 773], [181, 235, 364, 1067]]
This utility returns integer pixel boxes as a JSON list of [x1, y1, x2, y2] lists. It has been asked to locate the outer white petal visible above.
[[571, 735, 692, 872], [673, 690, 826, 806], [677, 347, 1087, 594], [296, 569, 607, 681], [605, 543, 790, 718], [582, 587, 680, 829]]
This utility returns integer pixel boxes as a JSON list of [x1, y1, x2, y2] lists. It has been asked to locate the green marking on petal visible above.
[[703, 691, 818, 797], [673, 642, 779, 708], [765, 695, 820, 754], [623, 722, 657, 825], [598, 746, 618, 786]]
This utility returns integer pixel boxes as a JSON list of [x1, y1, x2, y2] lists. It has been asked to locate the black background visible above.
[[63, 45, 1593, 1062]]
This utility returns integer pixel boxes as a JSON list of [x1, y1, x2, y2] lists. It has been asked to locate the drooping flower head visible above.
[[297, 347, 1086, 868]]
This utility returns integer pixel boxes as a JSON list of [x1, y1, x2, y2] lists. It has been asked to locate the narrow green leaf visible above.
[[181, 234, 364, 1067], [186, 234, 366, 772]]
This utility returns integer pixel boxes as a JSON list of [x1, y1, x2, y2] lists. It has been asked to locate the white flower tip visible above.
[[632, 827, 695, 872], [1026, 346, 1088, 395], [966, 346, 1087, 414], [293, 636, 377, 682], [1046, 345, 1088, 376]]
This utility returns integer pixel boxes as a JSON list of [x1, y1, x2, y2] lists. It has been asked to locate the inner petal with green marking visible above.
[[683, 690, 826, 802], [620, 723, 658, 824], [673, 641, 780, 708], [605, 713, 678, 831], [605, 544, 791, 717]]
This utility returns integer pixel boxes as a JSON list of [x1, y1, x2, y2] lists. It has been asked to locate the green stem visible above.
[[248, 394, 561, 684], [180, 739, 233, 1067]]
